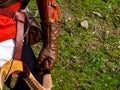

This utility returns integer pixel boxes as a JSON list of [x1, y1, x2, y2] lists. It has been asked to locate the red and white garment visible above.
[[0, 1, 21, 67], [0, 39, 15, 67]]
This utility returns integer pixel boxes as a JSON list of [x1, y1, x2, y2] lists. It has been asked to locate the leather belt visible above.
[[13, 11, 25, 60]]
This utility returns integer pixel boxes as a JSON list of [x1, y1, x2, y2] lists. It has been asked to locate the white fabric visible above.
[[0, 39, 15, 67]]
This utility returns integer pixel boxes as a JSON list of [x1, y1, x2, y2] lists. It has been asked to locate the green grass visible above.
[[52, 0, 120, 89], [3, 0, 120, 90]]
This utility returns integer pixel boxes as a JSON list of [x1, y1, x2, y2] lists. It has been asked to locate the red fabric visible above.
[[50, 0, 56, 20], [0, 1, 21, 42]]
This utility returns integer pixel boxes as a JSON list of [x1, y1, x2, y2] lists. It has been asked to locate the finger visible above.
[[47, 59, 54, 70], [36, 56, 44, 68], [36, 61, 41, 69], [43, 60, 49, 70], [38, 70, 44, 75]]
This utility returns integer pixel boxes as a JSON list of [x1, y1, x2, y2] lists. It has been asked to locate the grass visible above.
[[3, 0, 120, 90], [52, 0, 120, 89]]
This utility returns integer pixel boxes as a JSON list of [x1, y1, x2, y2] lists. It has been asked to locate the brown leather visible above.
[[0, 0, 19, 7], [24, 11, 43, 45], [0, 0, 30, 9], [36, 0, 61, 72], [37, 22, 60, 70], [10, 11, 25, 89], [0, 0, 6, 4], [13, 11, 25, 60]]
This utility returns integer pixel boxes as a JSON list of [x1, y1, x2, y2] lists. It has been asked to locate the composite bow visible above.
[[0, 60, 52, 90]]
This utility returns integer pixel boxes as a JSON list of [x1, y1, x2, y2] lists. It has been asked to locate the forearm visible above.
[[36, 0, 61, 73], [36, 0, 57, 22]]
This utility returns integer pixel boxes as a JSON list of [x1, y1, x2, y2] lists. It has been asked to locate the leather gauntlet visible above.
[[36, 0, 61, 73]]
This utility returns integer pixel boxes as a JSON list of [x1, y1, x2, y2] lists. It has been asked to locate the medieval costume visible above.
[[0, 0, 61, 89]]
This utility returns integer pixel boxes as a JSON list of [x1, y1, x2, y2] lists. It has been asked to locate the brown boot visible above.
[[36, 0, 61, 73]]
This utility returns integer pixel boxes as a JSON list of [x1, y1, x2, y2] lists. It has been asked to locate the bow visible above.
[[0, 60, 52, 90]]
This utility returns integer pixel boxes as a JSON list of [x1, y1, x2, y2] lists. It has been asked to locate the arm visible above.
[[36, 0, 61, 74]]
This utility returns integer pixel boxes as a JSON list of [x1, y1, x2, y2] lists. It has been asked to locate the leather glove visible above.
[[36, 22, 60, 75], [36, 0, 61, 75]]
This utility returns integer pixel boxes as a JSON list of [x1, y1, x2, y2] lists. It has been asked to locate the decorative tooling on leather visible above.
[[25, 77, 39, 90]]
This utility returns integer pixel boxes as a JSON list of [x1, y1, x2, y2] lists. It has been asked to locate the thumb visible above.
[[36, 56, 44, 69]]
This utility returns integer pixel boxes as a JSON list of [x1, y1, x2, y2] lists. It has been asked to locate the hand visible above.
[[36, 47, 58, 74]]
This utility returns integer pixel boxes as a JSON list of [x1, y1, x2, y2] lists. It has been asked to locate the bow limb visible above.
[[0, 60, 52, 90]]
